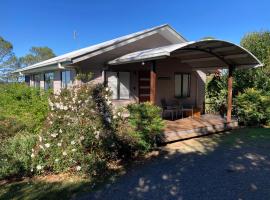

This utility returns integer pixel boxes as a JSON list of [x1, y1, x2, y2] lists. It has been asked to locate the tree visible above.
[[235, 31, 270, 92], [20, 47, 55, 67], [0, 36, 19, 82], [240, 31, 270, 65], [0, 36, 14, 67]]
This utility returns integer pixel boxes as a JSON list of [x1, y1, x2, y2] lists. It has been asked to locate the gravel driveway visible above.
[[79, 128, 270, 200]]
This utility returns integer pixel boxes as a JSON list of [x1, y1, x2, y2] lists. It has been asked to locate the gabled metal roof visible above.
[[108, 39, 263, 69], [14, 24, 187, 74]]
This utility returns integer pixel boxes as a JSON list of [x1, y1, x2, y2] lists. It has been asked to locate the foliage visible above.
[[0, 83, 49, 138], [0, 131, 36, 179], [75, 72, 93, 83], [0, 36, 14, 67], [29, 83, 115, 177], [19, 47, 55, 68], [236, 88, 270, 126], [236, 31, 270, 92], [0, 81, 164, 180], [126, 102, 164, 151], [0, 36, 18, 82], [205, 72, 228, 115], [240, 31, 270, 64]]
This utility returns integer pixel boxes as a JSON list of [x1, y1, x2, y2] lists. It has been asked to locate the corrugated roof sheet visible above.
[[108, 40, 263, 69]]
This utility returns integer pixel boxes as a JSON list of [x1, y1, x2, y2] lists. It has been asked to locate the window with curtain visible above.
[[44, 72, 54, 90], [33, 74, 40, 88], [106, 71, 130, 100], [175, 73, 191, 98], [61, 70, 72, 88]]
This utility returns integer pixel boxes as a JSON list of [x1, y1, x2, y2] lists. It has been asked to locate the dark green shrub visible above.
[[205, 73, 228, 115], [236, 88, 270, 126], [0, 83, 49, 136], [0, 131, 36, 179], [126, 102, 164, 151], [0, 116, 26, 141]]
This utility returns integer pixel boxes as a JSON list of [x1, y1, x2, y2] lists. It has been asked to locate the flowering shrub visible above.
[[30, 83, 117, 176], [0, 81, 165, 180]]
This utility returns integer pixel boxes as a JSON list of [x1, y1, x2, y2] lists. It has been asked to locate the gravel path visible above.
[[79, 129, 270, 200]]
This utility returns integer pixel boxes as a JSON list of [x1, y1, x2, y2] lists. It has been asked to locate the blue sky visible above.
[[1, 0, 270, 57]]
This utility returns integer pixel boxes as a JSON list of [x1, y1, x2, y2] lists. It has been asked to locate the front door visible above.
[[138, 71, 150, 102]]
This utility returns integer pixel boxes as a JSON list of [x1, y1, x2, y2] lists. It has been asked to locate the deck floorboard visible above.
[[163, 114, 238, 142]]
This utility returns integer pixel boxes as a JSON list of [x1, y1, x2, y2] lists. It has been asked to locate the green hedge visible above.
[[236, 88, 270, 126], [0, 83, 49, 138]]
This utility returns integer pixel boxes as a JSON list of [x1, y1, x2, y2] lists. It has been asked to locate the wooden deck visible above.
[[163, 114, 238, 143]]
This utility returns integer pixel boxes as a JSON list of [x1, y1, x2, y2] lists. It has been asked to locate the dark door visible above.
[[138, 71, 150, 102]]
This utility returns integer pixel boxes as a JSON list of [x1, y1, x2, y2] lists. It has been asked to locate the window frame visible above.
[[174, 73, 191, 98], [44, 72, 54, 90], [61, 70, 72, 88], [105, 71, 130, 100], [33, 74, 41, 88]]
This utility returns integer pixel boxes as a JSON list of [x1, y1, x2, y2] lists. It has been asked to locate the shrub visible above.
[[236, 88, 270, 126], [205, 73, 228, 115], [126, 102, 164, 151], [0, 82, 165, 180], [0, 83, 49, 136], [0, 131, 36, 179], [0, 116, 26, 141], [30, 83, 118, 177]]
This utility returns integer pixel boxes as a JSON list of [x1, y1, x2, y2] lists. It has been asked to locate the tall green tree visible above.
[[0, 36, 14, 67], [0, 36, 19, 82], [20, 47, 55, 67], [235, 31, 270, 92]]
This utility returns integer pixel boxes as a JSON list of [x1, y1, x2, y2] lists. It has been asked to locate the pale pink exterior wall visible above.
[[155, 58, 205, 109], [27, 58, 206, 110], [101, 57, 206, 110]]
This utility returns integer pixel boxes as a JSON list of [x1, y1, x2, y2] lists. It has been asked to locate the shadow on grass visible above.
[[0, 179, 89, 200], [79, 127, 270, 200], [0, 167, 124, 200]]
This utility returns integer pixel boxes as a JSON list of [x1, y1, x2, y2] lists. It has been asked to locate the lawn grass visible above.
[[0, 174, 93, 200], [0, 171, 125, 200], [220, 127, 270, 146], [0, 127, 269, 200]]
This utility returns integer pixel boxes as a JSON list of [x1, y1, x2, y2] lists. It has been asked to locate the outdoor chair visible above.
[[181, 104, 194, 118], [161, 99, 177, 120], [168, 99, 182, 119]]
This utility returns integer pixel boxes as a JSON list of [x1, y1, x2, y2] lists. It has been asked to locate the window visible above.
[[33, 74, 40, 88], [44, 72, 54, 90], [175, 73, 191, 98], [106, 71, 130, 100], [61, 70, 72, 88]]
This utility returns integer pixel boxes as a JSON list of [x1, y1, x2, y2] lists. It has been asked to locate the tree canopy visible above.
[[0, 36, 16, 69], [234, 30, 270, 92], [0, 35, 56, 82], [241, 31, 270, 65], [20, 47, 55, 67]]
